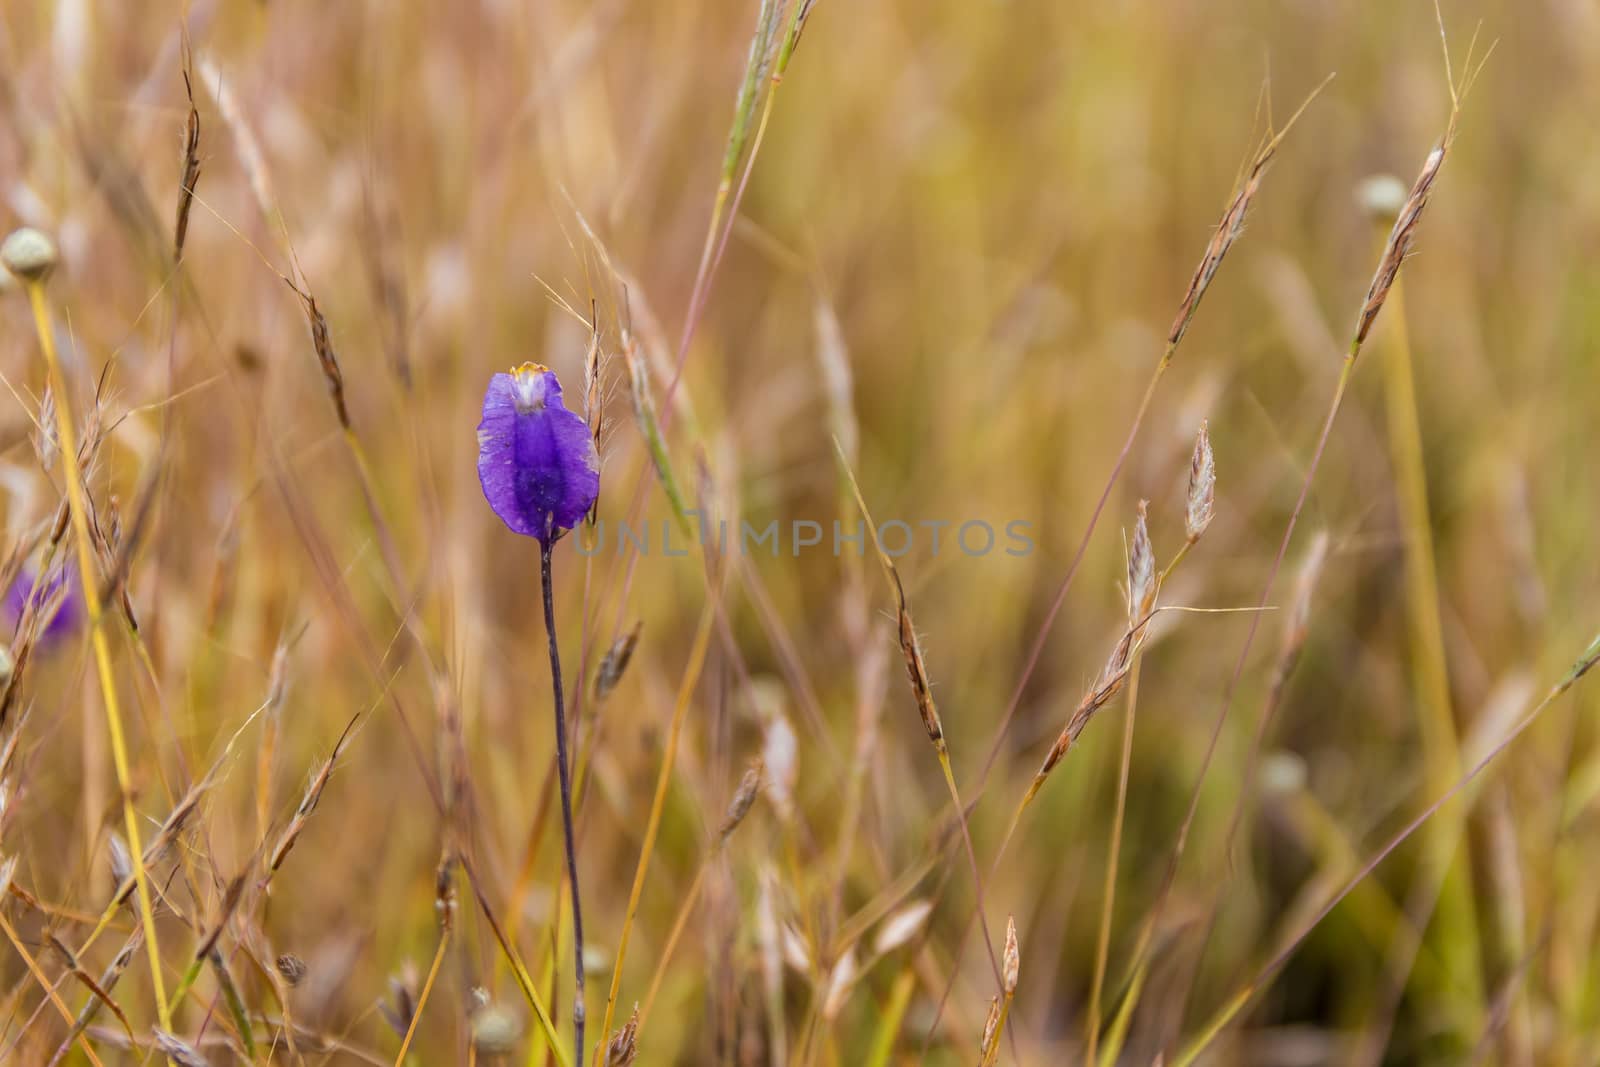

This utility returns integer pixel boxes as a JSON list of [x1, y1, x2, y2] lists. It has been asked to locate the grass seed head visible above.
[[1356, 145, 1447, 346], [607, 1005, 640, 1065], [1, 228, 58, 282], [981, 996, 1001, 1053], [1185, 421, 1216, 544], [275, 954, 307, 986], [719, 759, 764, 839], [873, 898, 934, 955], [595, 622, 642, 702], [1128, 501, 1155, 627], [471, 1000, 522, 1055], [1002, 915, 1019, 994], [152, 1030, 212, 1067]]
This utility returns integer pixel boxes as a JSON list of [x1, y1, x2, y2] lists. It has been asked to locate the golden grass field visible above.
[[3, 1, 1600, 1064]]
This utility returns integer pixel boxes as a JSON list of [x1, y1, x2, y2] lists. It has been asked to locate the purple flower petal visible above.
[[477, 363, 600, 543], [3, 566, 81, 649]]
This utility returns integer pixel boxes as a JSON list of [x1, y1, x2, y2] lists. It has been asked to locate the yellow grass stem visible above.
[[1374, 253, 1483, 1016], [593, 600, 717, 1064], [24, 282, 173, 1054], [393, 929, 450, 1066], [638, 864, 706, 1031]]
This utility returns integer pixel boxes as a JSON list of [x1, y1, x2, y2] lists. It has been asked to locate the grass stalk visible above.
[[592, 599, 717, 1064], [1174, 630, 1600, 1064], [542, 540, 588, 1066], [23, 281, 174, 1056]]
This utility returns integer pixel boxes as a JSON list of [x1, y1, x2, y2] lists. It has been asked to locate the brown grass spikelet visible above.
[[152, 1030, 212, 1067], [275, 954, 307, 987], [1039, 628, 1139, 779], [594, 621, 642, 703], [1185, 422, 1216, 544], [980, 995, 1001, 1054], [1168, 76, 1333, 346], [718, 759, 763, 840], [606, 1005, 640, 1065], [892, 569, 944, 746], [268, 713, 358, 874], [174, 66, 202, 265], [1354, 144, 1446, 347], [378, 964, 419, 1039], [294, 290, 351, 429]]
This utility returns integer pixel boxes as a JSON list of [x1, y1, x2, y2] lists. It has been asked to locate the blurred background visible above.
[[3, 0, 1600, 1063]]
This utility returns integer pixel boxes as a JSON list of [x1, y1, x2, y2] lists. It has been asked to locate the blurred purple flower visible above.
[[4, 566, 81, 648], [477, 363, 600, 543]]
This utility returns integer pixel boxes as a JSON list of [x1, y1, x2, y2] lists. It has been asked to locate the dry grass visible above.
[[3, 2, 1600, 1065]]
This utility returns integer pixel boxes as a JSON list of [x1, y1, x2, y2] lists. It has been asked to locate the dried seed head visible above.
[[872, 898, 934, 956], [471, 1001, 522, 1055], [607, 1005, 640, 1065], [981, 996, 1001, 1053], [276, 953, 308, 986], [1002, 915, 1019, 995], [719, 760, 763, 840], [35, 388, 59, 471], [821, 949, 858, 1021], [1355, 145, 1447, 347], [301, 293, 351, 428], [1, 228, 58, 282], [1169, 163, 1264, 347], [892, 570, 944, 746], [379, 964, 419, 1038], [1127, 501, 1155, 627], [594, 622, 642, 702], [152, 1030, 212, 1067], [1185, 422, 1215, 544]]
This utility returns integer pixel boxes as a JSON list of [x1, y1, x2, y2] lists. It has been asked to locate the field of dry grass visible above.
[[4, 1, 1600, 1064]]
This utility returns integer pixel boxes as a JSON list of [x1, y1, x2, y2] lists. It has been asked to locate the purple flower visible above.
[[477, 363, 600, 543], [4, 566, 81, 649]]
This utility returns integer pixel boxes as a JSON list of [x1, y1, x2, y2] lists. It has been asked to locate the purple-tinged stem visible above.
[[543, 540, 586, 1066]]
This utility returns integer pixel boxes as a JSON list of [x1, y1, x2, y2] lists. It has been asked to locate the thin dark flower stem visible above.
[[543, 539, 586, 1067]]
